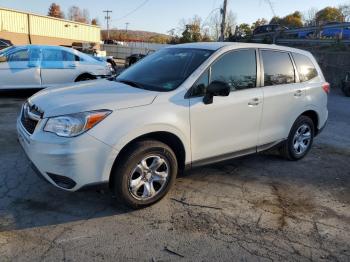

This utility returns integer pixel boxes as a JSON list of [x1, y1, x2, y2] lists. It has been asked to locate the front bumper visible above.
[[17, 116, 118, 191]]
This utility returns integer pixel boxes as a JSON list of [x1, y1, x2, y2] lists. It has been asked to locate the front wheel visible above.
[[112, 140, 178, 209], [280, 116, 315, 161]]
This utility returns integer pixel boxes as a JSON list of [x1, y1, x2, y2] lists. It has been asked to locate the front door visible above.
[[189, 49, 263, 163], [0, 48, 41, 89]]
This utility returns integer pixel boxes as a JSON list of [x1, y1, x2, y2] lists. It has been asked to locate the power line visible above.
[[264, 0, 276, 17], [113, 0, 150, 22], [103, 10, 112, 40]]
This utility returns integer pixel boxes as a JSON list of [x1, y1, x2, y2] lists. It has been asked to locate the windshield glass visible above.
[[116, 48, 213, 91]]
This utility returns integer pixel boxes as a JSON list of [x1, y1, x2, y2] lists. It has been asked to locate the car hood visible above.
[[29, 80, 158, 117]]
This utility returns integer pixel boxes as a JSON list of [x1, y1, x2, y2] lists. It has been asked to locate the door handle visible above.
[[294, 90, 303, 97], [248, 98, 260, 107], [68, 64, 76, 68]]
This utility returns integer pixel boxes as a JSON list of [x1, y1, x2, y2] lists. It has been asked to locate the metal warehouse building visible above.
[[0, 7, 101, 48]]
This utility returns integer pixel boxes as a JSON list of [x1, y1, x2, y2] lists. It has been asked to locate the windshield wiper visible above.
[[116, 79, 144, 89]]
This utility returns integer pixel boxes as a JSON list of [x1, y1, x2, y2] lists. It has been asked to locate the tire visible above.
[[112, 140, 178, 209], [280, 116, 315, 161]]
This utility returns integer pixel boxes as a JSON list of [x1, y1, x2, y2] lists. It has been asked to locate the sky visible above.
[[0, 0, 349, 34]]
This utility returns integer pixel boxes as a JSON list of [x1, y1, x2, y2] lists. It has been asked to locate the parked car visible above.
[[17, 43, 329, 208], [253, 24, 288, 35], [321, 27, 350, 39], [92, 55, 118, 75], [125, 50, 155, 68], [0, 45, 113, 90], [0, 39, 12, 50], [342, 72, 350, 97]]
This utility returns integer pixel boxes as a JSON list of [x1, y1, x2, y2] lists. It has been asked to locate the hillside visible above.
[[101, 29, 170, 43]]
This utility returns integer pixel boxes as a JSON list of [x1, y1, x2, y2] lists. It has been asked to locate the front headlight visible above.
[[44, 110, 111, 137]]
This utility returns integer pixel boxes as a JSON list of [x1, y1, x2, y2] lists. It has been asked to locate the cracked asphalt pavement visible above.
[[0, 90, 349, 261]]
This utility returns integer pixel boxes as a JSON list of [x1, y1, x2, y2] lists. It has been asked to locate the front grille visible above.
[[20, 103, 41, 134]]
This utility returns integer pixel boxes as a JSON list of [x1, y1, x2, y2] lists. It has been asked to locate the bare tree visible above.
[[209, 12, 221, 40], [209, 10, 236, 40], [67, 6, 90, 24], [339, 3, 350, 22], [303, 7, 318, 26]]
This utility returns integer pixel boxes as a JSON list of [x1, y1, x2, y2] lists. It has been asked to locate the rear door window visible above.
[[43, 49, 63, 61], [261, 50, 295, 86], [292, 53, 318, 82], [62, 51, 75, 62]]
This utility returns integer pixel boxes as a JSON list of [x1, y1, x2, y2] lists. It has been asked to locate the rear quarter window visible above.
[[292, 53, 318, 82]]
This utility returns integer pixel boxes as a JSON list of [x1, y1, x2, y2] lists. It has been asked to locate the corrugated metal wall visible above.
[[29, 15, 100, 42], [0, 8, 28, 34], [0, 7, 100, 43]]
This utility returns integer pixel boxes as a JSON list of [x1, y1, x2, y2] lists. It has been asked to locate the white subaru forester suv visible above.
[[17, 43, 329, 208]]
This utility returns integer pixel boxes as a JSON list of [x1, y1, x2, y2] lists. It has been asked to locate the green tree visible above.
[[281, 11, 303, 28], [180, 16, 203, 43], [316, 7, 344, 25], [236, 23, 252, 38], [48, 3, 64, 19], [269, 16, 281, 24], [270, 12, 303, 28], [251, 18, 268, 30]]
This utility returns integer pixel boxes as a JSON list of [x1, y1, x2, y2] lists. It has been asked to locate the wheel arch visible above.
[[75, 72, 97, 82], [300, 110, 319, 135], [109, 131, 187, 189]]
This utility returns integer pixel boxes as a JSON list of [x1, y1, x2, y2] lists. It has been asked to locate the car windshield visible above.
[[116, 48, 213, 92]]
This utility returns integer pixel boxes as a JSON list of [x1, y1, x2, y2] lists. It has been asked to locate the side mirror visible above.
[[0, 56, 7, 63], [203, 81, 231, 104]]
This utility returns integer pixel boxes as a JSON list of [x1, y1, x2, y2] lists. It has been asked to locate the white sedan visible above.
[[0, 45, 113, 89]]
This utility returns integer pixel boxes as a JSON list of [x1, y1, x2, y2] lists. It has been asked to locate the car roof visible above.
[[13, 45, 74, 51], [167, 42, 311, 56]]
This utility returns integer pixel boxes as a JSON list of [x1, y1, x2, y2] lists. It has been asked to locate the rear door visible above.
[[258, 49, 305, 146], [0, 48, 41, 89], [41, 48, 79, 87]]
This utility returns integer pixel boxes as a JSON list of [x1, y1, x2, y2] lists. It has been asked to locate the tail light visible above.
[[322, 82, 330, 94]]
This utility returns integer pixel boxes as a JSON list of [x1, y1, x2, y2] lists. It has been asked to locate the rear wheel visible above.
[[280, 116, 315, 161], [112, 140, 178, 209]]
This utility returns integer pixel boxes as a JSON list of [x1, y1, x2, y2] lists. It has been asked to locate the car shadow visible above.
[[2, 140, 349, 233]]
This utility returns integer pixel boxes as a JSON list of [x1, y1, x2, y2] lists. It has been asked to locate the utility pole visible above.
[[125, 22, 130, 33], [220, 0, 228, 42], [103, 10, 112, 40]]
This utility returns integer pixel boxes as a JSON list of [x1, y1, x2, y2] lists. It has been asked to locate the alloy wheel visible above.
[[128, 155, 169, 201]]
